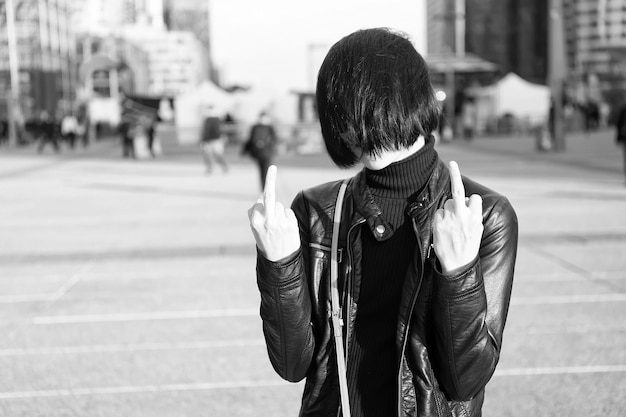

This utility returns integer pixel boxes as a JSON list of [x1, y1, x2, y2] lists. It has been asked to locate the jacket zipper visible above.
[[343, 218, 365, 368], [396, 222, 426, 417], [335, 218, 364, 417]]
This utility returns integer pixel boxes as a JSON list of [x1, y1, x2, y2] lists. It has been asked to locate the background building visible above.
[[426, 0, 458, 57], [427, 0, 626, 133], [465, 0, 548, 85], [121, 27, 206, 96], [71, 0, 209, 97], [564, 0, 626, 119], [70, 0, 164, 35], [163, 0, 216, 83], [64, 0, 211, 133], [0, 0, 77, 123], [427, 0, 548, 84]]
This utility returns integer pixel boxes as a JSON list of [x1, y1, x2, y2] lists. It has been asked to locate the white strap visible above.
[[331, 180, 350, 417]]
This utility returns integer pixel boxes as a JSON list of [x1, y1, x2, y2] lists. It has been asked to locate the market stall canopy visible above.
[[474, 72, 550, 125], [427, 53, 498, 74], [121, 94, 173, 124]]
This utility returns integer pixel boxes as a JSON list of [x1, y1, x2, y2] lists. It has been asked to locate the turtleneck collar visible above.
[[365, 135, 437, 199]]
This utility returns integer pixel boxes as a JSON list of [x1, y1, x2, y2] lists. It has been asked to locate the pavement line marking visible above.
[[0, 263, 94, 304], [49, 262, 95, 302], [28, 292, 626, 324], [0, 380, 301, 400], [31, 309, 259, 324], [0, 293, 54, 303], [494, 365, 626, 377], [0, 245, 255, 264], [0, 159, 69, 180], [523, 323, 626, 335], [511, 293, 626, 305], [1, 365, 625, 399], [515, 273, 626, 283], [0, 339, 266, 356]]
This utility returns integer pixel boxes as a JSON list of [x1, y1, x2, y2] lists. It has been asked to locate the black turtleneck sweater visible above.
[[347, 137, 437, 417]]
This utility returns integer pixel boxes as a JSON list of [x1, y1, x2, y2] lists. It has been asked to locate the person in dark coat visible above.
[[118, 119, 135, 159], [36, 111, 60, 153], [242, 112, 278, 189], [200, 106, 228, 173], [145, 116, 156, 157], [615, 103, 626, 184]]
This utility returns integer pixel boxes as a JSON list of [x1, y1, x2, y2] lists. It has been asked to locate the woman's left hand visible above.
[[432, 161, 484, 275]]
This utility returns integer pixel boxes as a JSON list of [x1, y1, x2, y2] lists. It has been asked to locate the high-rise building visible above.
[[428, 0, 626, 99], [0, 0, 77, 120], [163, 0, 215, 83], [426, 0, 548, 84], [121, 26, 206, 95], [465, 0, 548, 84], [426, 0, 458, 56], [70, 0, 163, 35], [564, 0, 626, 95], [70, 0, 207, 96]]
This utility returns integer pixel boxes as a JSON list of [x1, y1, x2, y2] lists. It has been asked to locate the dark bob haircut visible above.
[[316, 27, 440, 168]]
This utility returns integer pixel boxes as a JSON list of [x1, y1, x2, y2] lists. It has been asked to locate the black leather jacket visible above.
[[256, 158, 518, 416]]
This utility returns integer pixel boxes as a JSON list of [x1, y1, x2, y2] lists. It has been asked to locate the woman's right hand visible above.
[[248, 165, 301, 261]]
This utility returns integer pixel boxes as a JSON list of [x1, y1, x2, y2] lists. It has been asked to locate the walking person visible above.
[[36, 111, 60, 153], [200, 106, 228, 174], [118, 119, 135, 159], [61, 112, 78, 149], [247, 28, 518, 417], [242, 112, 278, 189], [615, 102, 626, 185], [77, 106, 90, 148], [145, 115, 157, 158]]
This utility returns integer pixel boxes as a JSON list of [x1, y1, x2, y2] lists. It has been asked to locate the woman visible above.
[[248, 28, 518, 416]]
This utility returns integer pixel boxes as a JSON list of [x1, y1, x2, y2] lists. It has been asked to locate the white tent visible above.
[[174, 80, 234, 144], [475, 72, 550, 129]]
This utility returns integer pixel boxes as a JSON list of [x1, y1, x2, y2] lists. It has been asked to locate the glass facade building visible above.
[[0, 0, 77, 119]]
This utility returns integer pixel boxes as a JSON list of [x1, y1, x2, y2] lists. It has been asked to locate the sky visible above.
[[210, 0, 427, 96]]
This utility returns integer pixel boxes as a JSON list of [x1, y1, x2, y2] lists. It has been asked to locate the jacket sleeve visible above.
[[256, 191, 315, 382], [431, 195, 518, 400]]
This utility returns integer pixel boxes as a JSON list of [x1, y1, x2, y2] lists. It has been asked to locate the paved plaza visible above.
[[0, 129, 625, 416]]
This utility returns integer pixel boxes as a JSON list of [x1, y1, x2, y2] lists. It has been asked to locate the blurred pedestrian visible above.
[[0, 121, 7, 146], [137, 115, 157, 158], [36, 111, 60, 153], [615, 103, 626, 184], [461, 96, 477, 140], [247, 28, 518, 417], [200, 106, 228, 173], [61, 112, 79, 149], [145, 115, 157, 158], [241, 112, 278, 188], [583, 101, 600, 131], [77, 106, 90, 148], [118, 119, 135, 159]]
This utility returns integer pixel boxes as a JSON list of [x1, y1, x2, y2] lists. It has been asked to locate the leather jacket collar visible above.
[[348, 159, 450, 241]]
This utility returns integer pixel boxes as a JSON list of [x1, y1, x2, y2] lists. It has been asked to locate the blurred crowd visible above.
[[0, 106, 91, 153]]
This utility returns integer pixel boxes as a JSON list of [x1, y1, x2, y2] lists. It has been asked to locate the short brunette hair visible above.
[[316, 28, 440, 167]]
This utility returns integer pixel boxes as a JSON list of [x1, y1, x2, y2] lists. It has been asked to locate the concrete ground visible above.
[[0, 128, 625, 416]]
